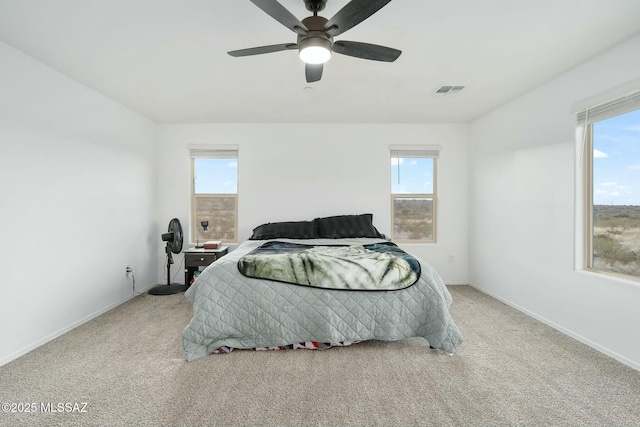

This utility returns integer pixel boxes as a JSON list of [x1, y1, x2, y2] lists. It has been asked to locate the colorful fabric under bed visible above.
[[212, 340, 361, 354]]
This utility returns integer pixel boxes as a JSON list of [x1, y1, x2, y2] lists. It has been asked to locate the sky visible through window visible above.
[[593, 109, 640, 206], [391, 157, 434, 194], [194, 158, 237, 194]]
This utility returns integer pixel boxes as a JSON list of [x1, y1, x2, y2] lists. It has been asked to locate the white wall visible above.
[[468, 34, 640, 369], [157, 123, 469, 284], [0, 42, 158, 365]]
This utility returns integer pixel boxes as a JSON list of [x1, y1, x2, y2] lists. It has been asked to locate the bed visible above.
[[182, 214, 463, 361]]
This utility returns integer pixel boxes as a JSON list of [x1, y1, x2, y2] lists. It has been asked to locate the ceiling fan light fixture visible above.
[[299, 37, 332, 64]]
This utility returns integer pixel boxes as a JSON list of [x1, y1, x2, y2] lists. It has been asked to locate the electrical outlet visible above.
[[448, 255, 455, 263]]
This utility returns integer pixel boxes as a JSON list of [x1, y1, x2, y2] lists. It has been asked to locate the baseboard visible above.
[[445, 281, 468, 285], [0, 282, 156, 367], [468, 282, 640, 372]]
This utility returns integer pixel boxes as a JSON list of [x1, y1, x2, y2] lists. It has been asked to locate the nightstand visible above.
[[184, 246, 229, 288]]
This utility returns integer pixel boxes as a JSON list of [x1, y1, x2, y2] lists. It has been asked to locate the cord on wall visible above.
[[126, 267, 143, 297]]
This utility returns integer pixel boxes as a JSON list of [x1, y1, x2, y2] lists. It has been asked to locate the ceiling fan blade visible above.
[[228, 43, 297, 57], [250, 0, 308, 34], [324, 0, 392, 37], [305, 63, 323, 83], [333, 41, 401, 62]]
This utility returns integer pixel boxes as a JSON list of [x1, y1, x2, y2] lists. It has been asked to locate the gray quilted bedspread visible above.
[[182, 238, 462, 361]]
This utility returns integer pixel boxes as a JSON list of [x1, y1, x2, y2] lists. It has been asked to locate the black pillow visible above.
[[249, 220, 318, 240], [314, 214, 385, 239]]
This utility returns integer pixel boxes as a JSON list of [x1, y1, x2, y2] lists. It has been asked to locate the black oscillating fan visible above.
[[149, 218, 185, 295]]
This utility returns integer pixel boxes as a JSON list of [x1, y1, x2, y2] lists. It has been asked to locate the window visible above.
[[390, 146, 439, 243], [190, 147, 238, 244], [580, 90, 640, 281]]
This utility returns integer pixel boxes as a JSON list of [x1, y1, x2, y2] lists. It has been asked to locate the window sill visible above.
[[577, 268, 640, 287], [392, 241, 438, 245]]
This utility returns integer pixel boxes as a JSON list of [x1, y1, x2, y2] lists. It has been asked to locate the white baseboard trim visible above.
[[468, 281, 640, 372], [0, 282, 156, 367], [445, 281, 468, 285]]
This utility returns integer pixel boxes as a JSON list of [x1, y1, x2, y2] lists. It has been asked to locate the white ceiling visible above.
[[1, 0, 639, 124]]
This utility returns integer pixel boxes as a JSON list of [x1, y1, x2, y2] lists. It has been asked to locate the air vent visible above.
[[432, 85, 465, 96]]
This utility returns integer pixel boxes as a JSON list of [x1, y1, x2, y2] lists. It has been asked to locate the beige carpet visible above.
[[1, 286, 639, 427]]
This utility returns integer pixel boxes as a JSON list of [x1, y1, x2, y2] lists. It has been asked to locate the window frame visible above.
[[390, 147, 439, 244], [189, 147, 239, 245], [583, 124, 597, 273], [580, 98, 640, 282]]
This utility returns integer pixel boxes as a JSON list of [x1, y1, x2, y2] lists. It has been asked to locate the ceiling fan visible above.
[[228, 0, 402, 83]]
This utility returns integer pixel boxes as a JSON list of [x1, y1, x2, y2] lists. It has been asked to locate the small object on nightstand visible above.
[[203, 240, 222, 249], [195, 220, 209, 249]]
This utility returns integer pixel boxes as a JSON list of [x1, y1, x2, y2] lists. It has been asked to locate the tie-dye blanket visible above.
[[237, 241, 420, 291]]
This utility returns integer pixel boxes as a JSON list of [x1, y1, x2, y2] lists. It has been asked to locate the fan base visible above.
[[148, 284, 187, 295]]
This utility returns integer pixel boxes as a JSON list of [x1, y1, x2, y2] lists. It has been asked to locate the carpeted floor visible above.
[[1, 285, 639, 426]]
